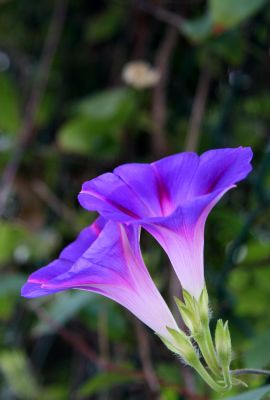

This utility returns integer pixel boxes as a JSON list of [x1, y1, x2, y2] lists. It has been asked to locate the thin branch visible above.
[[135, 0, 185, 29], [134, 320, 161, 397], [31, 179, 79, 229], [29, 302, 102, 367], [232, 368, 270, 377], [0, 0, 68, 216], [152, 26, 178, 156], [185, 66, 211, 152]]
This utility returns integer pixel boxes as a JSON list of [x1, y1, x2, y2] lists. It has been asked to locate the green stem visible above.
[[192, 359, 225, 392], [205, 325, 222, 374], [222, 364, 232, 389], [195, 326, 221, 377]]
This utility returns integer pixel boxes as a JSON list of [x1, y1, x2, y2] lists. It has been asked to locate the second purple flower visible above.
[[78, 147, 253, 299]]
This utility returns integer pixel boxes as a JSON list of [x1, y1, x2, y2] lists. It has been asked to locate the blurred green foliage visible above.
[[227, 385, 270, 400], [0, 74, 21, 134], [58, 87, 137, 156], [0, 0, 270, 399]]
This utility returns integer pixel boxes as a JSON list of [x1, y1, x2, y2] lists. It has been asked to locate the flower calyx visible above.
[[173, 286, 243, 391]]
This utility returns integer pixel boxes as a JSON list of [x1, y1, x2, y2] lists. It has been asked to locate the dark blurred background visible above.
[[0, 1, 270, 399]]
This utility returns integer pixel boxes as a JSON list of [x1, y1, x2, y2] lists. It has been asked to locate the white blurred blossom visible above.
[[122, 60, 160, 89]]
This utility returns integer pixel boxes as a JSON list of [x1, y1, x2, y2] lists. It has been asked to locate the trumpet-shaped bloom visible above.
[[21, 218, 178, 339], [78, 147, 253, 298]]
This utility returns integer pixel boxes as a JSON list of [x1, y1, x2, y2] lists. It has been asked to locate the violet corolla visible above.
[[78, 147, 252, 299], [22, 147, 253, 392], [22, 218, 178, 341]]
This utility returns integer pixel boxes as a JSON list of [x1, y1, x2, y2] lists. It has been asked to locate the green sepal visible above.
[[174, 297, 195, 332], [157, 334, 183, 354], [166, 327, 199, 366], [175, 295, 202, 335], [198, 286, 209, 325], [179, 287, 209, 333], [166, 326, 190, 343], [182, 289, 196, 311], [232, 377, 248, 388], [224, 321, 232, 362]]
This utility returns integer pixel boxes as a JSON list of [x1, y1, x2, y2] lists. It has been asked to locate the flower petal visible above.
[[77, 147, 253, 298], [60, 217, 106, 262], [151, 152, 200, 213], [114, 163, 162, 216], [78, 153, 201, 218], [22, 221, 178, 338], [143, 188, 231, 298], [21, 217, 106, 297], [188, 147, 253, 197], [78, 148, 252, 221], [78, 173, 145, 221]]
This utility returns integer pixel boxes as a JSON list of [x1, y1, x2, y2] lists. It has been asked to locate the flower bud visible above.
[[215, 319, 232, 365]]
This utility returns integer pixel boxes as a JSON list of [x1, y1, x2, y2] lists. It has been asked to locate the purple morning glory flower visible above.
[[21, 218, 178, 339], [78, 147, 253, 299]]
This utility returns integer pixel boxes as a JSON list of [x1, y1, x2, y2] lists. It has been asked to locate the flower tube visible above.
[[78, 147, 253, 299], [21, 218, 178, 340]]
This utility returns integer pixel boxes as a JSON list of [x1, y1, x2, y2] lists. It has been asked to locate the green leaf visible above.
[[0, 72, 21, 134], [244, 242, 270, 264], [244, 330, 270, 369], [243, 93, 270, 119], [0, 274, 26, 319], [0, 222, 59, 264], [40, 385, 69, 400], [58, 116, 122, 157], [0, 273, 26, 296], [73, 87, 135, 120], [78, 371, 140, 397], [228, 264, 270, 319], [210, 0, 266, 29], [85, 5, 124, 43], [32, 291, 94, 336], [206, 31, 246, 65], [58, 117, 99, 154], [226, 385, 270, 400], [181, 13, 212, 42], [160, 387, 179, 400], [0, 350, 69, 400], [0, 350, 40, 399], [58, 88, 137, 156], [0, 222, 31, 263]]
